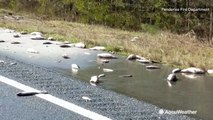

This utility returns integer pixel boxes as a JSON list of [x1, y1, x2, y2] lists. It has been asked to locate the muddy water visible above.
[[67, 58, 213, 120], [1, 28, 213, 119]]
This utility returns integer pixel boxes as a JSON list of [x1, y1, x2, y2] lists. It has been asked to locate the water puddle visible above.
[[67, 58, 212, 120]]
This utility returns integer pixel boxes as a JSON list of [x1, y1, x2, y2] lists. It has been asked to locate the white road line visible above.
[[0, 75, 112, 120]]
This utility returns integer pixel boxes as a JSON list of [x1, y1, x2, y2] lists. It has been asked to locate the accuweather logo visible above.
[[158, 109, 197, 115]]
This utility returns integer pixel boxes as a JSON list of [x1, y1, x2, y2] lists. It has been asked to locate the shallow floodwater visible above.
[[68, 58, 213, 120], [1, 28, 213, 120]]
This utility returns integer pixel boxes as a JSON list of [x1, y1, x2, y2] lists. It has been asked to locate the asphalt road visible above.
[[0, 53, 196, 120], [0, 82, 89, 120]]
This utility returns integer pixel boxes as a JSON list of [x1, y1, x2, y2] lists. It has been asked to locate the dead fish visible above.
[[103, 68, 114, 72], [146, 65, 160, 69], [89, 46, 106, 51], [17, 91, 48, 97], [119, 75, 133, 77], [63, 41, 70, 44], [72, 64, 80, 69], [13, 33, 20, 38], [90, 76, 99, 83], [20, 31, 28, 35], [82, 96, 92, 102], [167, 73, 178, 82], [97, 53, 117, 59], [207, 69, 213, 74], [60, 44, 71, 48], [126, 54, 137, 60], [99, 59, 110, 64], [30, 32, 43, 36], [98, 74, 105, 78], [172, 68, 181, 73], [0, 40, 5, 43], [75, 42, 86, 48], [43, 41, 52, 45], [9, 62, 17, 66], [30, 34, 45, 40], [11, 41, 21, 44]]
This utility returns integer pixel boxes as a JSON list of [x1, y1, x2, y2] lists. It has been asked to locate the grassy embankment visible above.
[[0, 9, 213, 69]]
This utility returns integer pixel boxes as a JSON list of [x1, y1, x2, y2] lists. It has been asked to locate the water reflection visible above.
[[181, 73, 204, 79]]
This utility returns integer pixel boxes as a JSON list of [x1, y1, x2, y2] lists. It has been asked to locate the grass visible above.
[[1, 9, 213, 69]]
